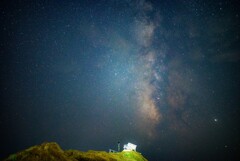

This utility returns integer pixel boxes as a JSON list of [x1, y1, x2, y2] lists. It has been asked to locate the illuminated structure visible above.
[[109, 142, 137, 153], [123, 143, 137, 151]]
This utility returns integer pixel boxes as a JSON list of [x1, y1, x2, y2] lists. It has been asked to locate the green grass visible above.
[[65, 150, 148, 161], [4, 142, 148, 161]]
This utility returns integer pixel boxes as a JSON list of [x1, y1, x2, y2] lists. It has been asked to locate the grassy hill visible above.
[[4, 142, 148, 161]]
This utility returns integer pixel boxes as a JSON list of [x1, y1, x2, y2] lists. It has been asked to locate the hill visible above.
[[4, 142, 148, 161]]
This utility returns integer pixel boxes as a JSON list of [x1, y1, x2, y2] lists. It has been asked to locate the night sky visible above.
[[1, 0, 240, 160]]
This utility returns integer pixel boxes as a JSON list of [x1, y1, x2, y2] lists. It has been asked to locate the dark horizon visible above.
[[1, 0, 240, 160]]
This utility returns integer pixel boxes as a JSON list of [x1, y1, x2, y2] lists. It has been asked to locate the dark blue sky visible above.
[[1, 0, 240, 160]]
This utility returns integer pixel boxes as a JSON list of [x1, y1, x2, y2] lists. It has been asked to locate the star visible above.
[[1, 0, 239, 161]]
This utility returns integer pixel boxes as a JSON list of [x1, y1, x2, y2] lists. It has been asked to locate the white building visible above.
[[123, 143, 137, 151]]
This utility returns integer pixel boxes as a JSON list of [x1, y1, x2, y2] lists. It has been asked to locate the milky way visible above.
[[1, 0, 240, 160]]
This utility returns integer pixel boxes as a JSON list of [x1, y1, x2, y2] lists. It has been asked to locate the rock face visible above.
[[4, 142, 148, 161]]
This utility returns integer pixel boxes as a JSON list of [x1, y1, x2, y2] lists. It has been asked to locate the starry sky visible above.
[[0, 0, 240, 160]]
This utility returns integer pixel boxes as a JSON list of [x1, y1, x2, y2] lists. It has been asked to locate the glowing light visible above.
[[123, 143, 137, 151]]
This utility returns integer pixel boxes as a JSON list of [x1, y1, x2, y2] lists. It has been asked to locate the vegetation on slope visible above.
[[4, 142, 148, 161]]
